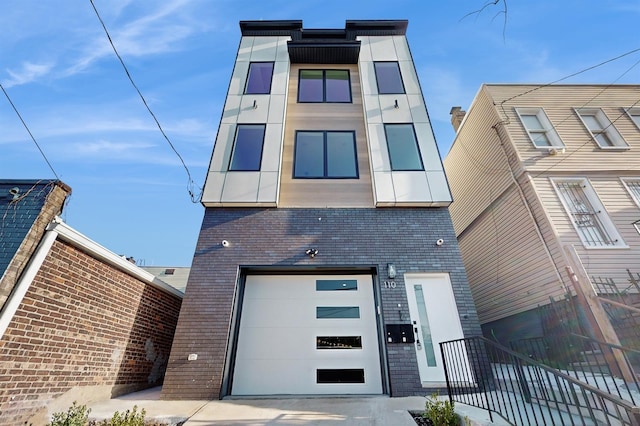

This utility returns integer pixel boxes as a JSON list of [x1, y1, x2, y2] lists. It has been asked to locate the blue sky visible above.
[[2, 1, 639, 266]]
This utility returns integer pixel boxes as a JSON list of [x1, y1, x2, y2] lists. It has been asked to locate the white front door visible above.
[[404, 273, 465, 384], [232, 274, 382, 395]]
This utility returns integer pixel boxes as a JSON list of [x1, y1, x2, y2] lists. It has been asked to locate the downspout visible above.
[[0, 222, 59, 340]]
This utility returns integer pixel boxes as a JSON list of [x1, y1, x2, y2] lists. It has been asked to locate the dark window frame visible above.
[[374, 61, 405, 94], [293, 130, 359, 179], [297, 69, 352, 103], [244, 62, 275, 95], [383, 123, 425, 171], [228, 124, 266, 172]]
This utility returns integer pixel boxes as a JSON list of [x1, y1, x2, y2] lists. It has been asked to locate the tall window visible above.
[[622, 178, 640, 208], [626, 107, 640, 130], [294, 131, 358, 178], [374, 62, 405, 94], [554, 179, 624, 248], [575, 108, 628, 149], [298, 70, 351, 103], [244, 62, 274, 94], [384, 124, 424, 171], [515, 108, 564, 148], [228, 124, 265, 171]]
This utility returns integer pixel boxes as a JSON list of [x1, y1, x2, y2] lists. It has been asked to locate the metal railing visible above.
[[510, 333, 640, 404], [440, 336, 640, 425]]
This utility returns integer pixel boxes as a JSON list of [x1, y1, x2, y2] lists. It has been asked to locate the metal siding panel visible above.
[[221, 172, 260, 203]]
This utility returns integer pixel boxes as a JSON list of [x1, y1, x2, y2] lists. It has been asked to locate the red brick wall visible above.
[[0, 239, 182, 426]]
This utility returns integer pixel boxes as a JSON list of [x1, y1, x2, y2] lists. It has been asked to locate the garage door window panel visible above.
[[316, 336, 362, 349], [316, 306, 360, 319], [317, 369, 365, 384], [316, 280, 357, 291]]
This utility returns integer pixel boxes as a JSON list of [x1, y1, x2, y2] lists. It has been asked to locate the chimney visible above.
[[450, 106, 466, 132]]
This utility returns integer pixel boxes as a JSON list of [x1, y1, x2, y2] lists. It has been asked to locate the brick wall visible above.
[[162, 207, 481, 399], [0, 239, 182, 426]]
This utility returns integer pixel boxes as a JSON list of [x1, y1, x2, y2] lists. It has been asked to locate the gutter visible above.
[[47, 217, 184, 298]]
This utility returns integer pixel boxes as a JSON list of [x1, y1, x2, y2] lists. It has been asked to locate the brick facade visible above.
[[0, 239, 182, 426], [162, 207, 481, 399]]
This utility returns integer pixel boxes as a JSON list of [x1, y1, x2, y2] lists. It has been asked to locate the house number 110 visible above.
[[384, 281, 397, 289]]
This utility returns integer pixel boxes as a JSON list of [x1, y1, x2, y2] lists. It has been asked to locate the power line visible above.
[[88, 0, 202, 203], [1, 82, 61, 180]]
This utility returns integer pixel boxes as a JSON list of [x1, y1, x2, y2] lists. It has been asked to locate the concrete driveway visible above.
[[86, 387, 500, 425]]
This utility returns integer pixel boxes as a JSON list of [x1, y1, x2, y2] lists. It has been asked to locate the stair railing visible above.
[[441, 336, 640, 425]]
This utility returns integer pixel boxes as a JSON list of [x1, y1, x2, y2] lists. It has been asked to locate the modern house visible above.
[[162, 20, 481, 399], [0, 180, 183, 426], [444, 84, 640, 344]]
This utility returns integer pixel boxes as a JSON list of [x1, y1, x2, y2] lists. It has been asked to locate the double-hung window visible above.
[[575, 108, 628, 149], [298, 70, 351, 103], [228, 124, 265, 171], [383, 124, 424, 171], [515, 108, 564, 149], [374, 62, 405, 94], [621, 178, 640, 208], [294, 131, 358, 178], [553, 178, 625, 248], [244, 62, 274, 94]]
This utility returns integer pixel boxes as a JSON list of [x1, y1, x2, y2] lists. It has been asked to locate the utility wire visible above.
[[88, 0, 202, 203], [1, 82, 61, 181]]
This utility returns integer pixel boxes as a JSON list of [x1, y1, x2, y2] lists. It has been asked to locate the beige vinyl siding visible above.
[[485, 85, 640, 173], [279, 64, 374, 207], [445, 87, 514, 235], [458, 185, 563, 323], [534, 175, 640, 292]]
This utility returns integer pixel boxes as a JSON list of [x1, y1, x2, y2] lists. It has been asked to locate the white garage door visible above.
[[232, 274, 382, 395]]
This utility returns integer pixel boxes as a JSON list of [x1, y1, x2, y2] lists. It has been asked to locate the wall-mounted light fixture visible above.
[[387, 263, 396, 279], [305, 248, 318, 258], [252, 99, 258, 109], [394, 99, 399, 109]]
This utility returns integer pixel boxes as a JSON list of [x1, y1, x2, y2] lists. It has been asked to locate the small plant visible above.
[[423, 393, 458, 426], [48, 401, 91, 426], [98, 405, 146, 426]]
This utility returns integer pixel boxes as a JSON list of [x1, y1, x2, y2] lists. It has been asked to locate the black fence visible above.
[[440, 336, 640, 425]]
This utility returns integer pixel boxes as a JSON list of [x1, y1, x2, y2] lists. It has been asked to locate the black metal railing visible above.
[[441, 336, 640, 425], [510, 333, 640, 405]]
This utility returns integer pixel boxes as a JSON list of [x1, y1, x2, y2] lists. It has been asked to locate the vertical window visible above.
[[553, 179, 624, 248], [374, 62, 405, 94], [228, 124, 265, 171], [294, 131, 358, 178], [575, 108, 628, 149], [515, 108, 564, 148], [298, 70, 351, 103], [383, 124, 424, 171], [625, 107, 640, 130], [621, 178, 640, 208], [244, 62, 274, 94]]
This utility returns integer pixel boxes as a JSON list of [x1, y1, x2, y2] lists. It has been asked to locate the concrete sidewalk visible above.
[[86, 387, 502, 425]]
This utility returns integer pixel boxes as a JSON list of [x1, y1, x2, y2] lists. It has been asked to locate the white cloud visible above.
[[73, 139, 154, 155], [3, 62, 54, 87]]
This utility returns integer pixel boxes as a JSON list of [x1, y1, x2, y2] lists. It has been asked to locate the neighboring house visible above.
[[444, 84, 640, 344], [162, 20, 481, 400], [142, 267, 190, 293], [0, 180, 183, 426]]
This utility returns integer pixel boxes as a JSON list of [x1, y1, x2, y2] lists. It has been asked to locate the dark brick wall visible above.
[[0, 240, 182, 426], [162, 207, 481, 399]]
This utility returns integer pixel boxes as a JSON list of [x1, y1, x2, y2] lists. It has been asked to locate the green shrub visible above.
[[48, 401, 91, 426], [423, 393, 458, 426], [97, 405, 146, 426]]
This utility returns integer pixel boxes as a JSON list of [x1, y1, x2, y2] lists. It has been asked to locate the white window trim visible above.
[[574, 108, 629, 150], [551, 177, 627, 249], [515, 107, 565, 150], [624, 107, 640, 131], [620, 177, 640, 209]]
